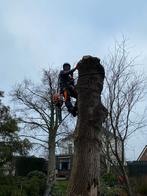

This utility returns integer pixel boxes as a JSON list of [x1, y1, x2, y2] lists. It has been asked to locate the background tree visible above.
[[0, 91, 32, 175], [102, 38, 147, 196], [10, 69, 72, 195]]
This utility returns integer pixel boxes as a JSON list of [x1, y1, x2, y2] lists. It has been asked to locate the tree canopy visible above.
[[0, 91, 32, 173]]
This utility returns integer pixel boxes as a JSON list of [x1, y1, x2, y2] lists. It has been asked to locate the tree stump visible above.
[[68, 56, 107, 196]]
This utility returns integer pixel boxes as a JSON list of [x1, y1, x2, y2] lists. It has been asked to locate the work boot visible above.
[[68, 106, 77, 117], [73, 104, 78, 116]]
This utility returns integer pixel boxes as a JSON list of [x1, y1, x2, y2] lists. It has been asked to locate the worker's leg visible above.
[[68, 85, 78, 99], [68, 86, 78, 115], [63, 89, 77, 117], [63, 89, 73, 110]]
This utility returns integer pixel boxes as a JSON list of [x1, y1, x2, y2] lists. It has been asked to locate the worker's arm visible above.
[[62, 66, 77, 75]]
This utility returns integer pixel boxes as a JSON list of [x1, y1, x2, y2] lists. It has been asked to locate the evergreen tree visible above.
[[0, 91, 32, 174]]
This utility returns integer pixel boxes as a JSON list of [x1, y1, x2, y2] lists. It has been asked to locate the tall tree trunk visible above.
[[44, 130, 56, 196], [122, 166, 133, 196], [68, 56, 107, 196], [120, 141, 133, 196]]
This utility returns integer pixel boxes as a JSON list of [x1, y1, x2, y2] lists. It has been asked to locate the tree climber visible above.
[[58, 63, 78, 117]]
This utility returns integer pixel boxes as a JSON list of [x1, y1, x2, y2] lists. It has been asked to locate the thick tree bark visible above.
[[68, 56, 107, 196]]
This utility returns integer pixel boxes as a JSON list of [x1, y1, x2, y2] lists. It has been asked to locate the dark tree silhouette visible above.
[[0, 91, 32, 175]]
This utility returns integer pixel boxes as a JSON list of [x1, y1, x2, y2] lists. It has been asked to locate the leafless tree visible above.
[[102, 38, 147, 196], [10, 68, 71, 195]]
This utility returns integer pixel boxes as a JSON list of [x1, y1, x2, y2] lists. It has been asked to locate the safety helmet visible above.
[[63, 63, 71, 70]]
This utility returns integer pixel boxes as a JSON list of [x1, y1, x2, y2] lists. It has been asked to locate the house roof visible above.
[[137, 145, 147, 161]]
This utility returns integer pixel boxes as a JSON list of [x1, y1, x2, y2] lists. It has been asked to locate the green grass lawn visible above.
[[51, 180, 68, 196]]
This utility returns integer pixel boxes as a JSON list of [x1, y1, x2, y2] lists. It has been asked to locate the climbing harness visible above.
[[53, 64, 78, 121]]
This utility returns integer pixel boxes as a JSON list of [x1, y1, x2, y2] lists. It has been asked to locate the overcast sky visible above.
[[0, 0, 147, 160]]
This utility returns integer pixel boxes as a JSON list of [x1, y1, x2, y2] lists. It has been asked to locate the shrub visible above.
[[51, 180, 68, 195], [27, 170, 46, 179], [0, 185, 27, 196], [102, 173, 117, 186], [23, 177, 40, 196], [0, 174, 46, 196], [27, 170, 46, 195]]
